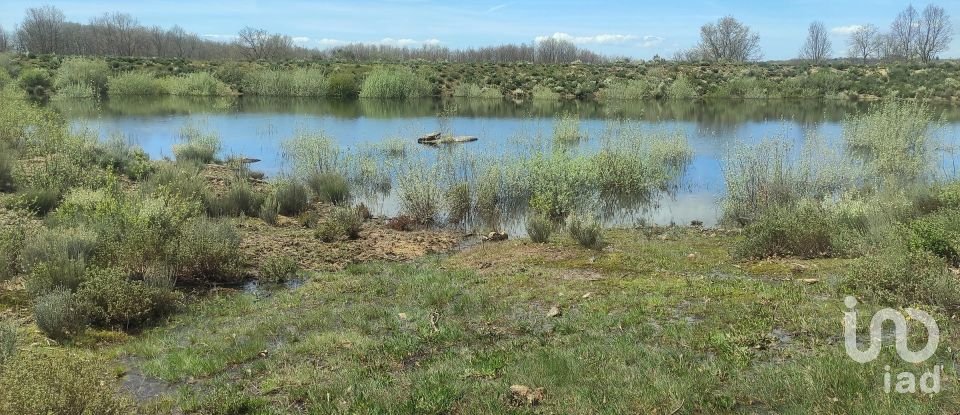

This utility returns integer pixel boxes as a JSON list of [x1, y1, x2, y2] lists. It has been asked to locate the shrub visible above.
[[445, 182, 471, 225], [259, 192, 279, 225], [906, 209, 960, 265], [359, 67, 431, 98], [259, 256, 299, 283], [568, 216, 604, 250], [34, 288, 86, 340], [531, 85, 560, 100], [92, 134, 153, 180], [24, 259, 87, 297], [242, 68, 327, 96], [165, 72, 232, 96], [665, 76, 697, 99], [526, 215, 554, 243], [452, 83, 501, 99], [327, 72, 359, 97], [317, 207, 363, 242], [306, 171, 350, 205], [16, 187, 62, 216], [0, 225, 24, 281], [54, 58, 109, 96], [355, 202, 373, 220], [18, 69, 52, 99], [397, 163, 443, 224], [21, 227, 98, 275], [275, 179, 310, 216], [173, 126, 221, 164], [145, 163, 208, 203], [107, 71, 167, 96], [0, 352, 134, 414], [0, 142, 15, 192], [209, 181, 263, 217], [553, 112, 583, 143], [0, 321, 14, 370], [843, 99, 935, 183], [75, 267, 179, 330], [735, 202, 843, 259], [168, 217, 242, 282], [844, 246, 960, 308]]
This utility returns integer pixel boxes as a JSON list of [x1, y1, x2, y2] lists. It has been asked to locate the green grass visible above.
[[108, 71, 168, 96], [100, 228, 960, 413], [164, 72, 233, 97], [242, 68, 329, 96]]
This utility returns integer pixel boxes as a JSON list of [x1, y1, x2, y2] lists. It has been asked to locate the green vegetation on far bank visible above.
[[9, 53, 960, 101]]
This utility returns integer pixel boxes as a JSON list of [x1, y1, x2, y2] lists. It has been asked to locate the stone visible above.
[[547, 306, 561, 317]]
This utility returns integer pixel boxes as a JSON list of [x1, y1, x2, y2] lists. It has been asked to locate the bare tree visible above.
[[890, 5, 920, 60], [535, 38, 577, 63], [149, 25, 167, 57], [848, 24, 881, 63], [800, 21, 831, 63], [235, 26, 270, 60], [0, 26, 9, 53], [16, 5, 66, 54], [694, 16, 762, 62], [916, 4, 952, 62]]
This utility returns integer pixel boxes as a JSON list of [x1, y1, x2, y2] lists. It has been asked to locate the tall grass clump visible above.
[[568, 216, 604, 250], [274, 179, 310, 216], [34, 287, 86, 340], [396, 160, 444, 224], [843, 99, 936, 183], [735, 201, 846, 259], [282, 131, 342, 178], [531, 85, 560, 100], [168, 217, 242, 283], [359, 67, 431, 99], [0, 142, 15, 192], [721, 137, 853, 225], [553, 112, 583, 144], [665, 76, 697, 99], [452, 83, 502, 99], [173, 126, 221, 164], [306, 171, 350, 205], [165, 72, 233, 96], [107, 71, 167, 96], [600, 79, 652, 100], [526, 215, 554, 243], [242, 68, 328, 96], [53, 58, 109, 97], [0, 321, 14, 369]]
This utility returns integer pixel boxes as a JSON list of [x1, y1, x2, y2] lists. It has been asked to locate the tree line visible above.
[[0, 4, 953, 64]]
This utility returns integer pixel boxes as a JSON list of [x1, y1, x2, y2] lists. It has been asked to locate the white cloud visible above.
[[534, 32, 664, 47], [292, 36, 311, 43], [315, 37, 443, 48], [486, 3, 509, 13], [202, 34, 237, 41], [831, 25, 863, 35], [535, 32, 640, 45]]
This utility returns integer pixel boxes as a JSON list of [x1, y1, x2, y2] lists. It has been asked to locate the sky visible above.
[[3, 0, 960, 60]]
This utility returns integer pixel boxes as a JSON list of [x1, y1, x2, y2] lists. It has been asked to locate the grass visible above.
[[53, 57, 109, 97], [107, 71, 168, 96], [173, 126, 221, 164], [242, 68, 328, 97], [452, 82, 502, 99], [164, 72, 233, 97]]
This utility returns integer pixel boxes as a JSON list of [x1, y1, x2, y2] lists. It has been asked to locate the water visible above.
[[54, 97, 960, 228]]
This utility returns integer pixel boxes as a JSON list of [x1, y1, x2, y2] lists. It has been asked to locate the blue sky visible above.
[[3, 0, 960, 59]]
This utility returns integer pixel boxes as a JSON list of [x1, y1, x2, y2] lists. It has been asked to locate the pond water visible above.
[[54, 97, 960, 229]]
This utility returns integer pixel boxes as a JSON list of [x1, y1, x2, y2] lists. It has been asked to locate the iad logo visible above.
[[843, 296, 942, 394]]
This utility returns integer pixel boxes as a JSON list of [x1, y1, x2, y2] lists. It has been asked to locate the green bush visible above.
[[0, 142, 15, 192], [735, 202, 845, 259], [242, 68, 328, 96], [275, 179, 310, 216], [568, 216, 604, 250], [665, 76, 697, 99], [259, 256, 299, 283], [0, 321, 14, 370], [844, 246, 960, 308], [316, 207, 363, 242], [526, 215, 554, 243], [531, 85, 560, 100], [18, 69, 52, 99], [145, 163, 209, 203], [327, 72, 359, 97], [359, 67, 431, 99], [165, 72, 233, 96], [34, 288, 86, 340], [306, 171, 350, 205], [208, 181, 263, 217], [92, 135, 154, 180], [20, 227, 98, 276], [16, 187, 62, 216], [0, 225, 24, 281], [445, 182, 471, 225], [259, 192, 279, 225], [0, 352, 133, 414], [24, 259, 87, 297], [553, 112, 583, 143], [107, 71, 167, 96], [168, 217, 242, 282], [54, 58, 110, 96], [907, 209, 960, 265], [75, 267, 180, 330]]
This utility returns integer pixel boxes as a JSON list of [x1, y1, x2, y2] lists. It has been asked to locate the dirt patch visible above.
[[448, 240, 580, 274], [238, 215, 462, 272]]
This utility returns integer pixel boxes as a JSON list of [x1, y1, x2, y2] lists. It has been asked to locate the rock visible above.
[[799, 278, 819, 284], [582, 292, 593, 299], [509, 384, 545, 406], [547, 306, 561, 317], [416, 132, 441, 143], [687, 253, 697, 259], [398, 313, 408, 320], [483, 231, 508, 242]]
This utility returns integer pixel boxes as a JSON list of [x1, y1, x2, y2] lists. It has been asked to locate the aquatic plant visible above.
[[107, 71, 167, 96], [53, 58, 110, 96], [359, 67, 431, 99], [164, 72, 233, 96], [173, 126, 221, 164]]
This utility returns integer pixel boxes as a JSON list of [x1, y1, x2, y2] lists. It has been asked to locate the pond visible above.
[[53, 97, 960, 230]]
